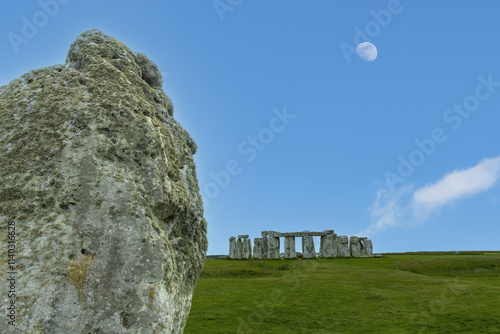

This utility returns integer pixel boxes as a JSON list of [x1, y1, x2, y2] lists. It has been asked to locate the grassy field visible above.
[[184, 252, 500, 333]]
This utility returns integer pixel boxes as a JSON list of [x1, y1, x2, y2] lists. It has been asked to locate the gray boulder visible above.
[[0, 29, 207, 333]]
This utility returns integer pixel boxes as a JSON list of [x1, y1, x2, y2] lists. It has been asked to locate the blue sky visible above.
[[2, 1, 500, 255]]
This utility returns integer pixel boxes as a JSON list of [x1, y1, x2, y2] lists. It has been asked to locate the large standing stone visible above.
[[350, 236, 362, 258], [320, 235, 326, 257], [253, 238, 264, 259], [320, 235, 335, 258], [336, 236, 350, 258], [236, 237, 243, 259], [239, 235, 252, 259], [229, 237, 237, 259], [261, 233, 268, 258], [268, 236, 280, 259], [0, 30, 207, 333], [244, 238, 252, 259], [365, 239, 373, 256], [332, 234, 338, 257], [359, 237, 373, 257], [284, 236, 296, 259], [302, 235, 316, 259]]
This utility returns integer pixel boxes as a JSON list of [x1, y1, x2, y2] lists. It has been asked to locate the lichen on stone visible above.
[[0, 29, 207, 333]]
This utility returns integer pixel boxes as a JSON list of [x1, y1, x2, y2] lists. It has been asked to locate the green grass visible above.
[[396, 256, 500, 277], [184, 253, 500, 333]]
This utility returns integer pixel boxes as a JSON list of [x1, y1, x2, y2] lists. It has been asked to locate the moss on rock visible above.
[[0, 29, 207, 333]]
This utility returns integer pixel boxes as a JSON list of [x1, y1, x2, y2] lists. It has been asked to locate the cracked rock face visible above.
[[0, 29, 207, 333]]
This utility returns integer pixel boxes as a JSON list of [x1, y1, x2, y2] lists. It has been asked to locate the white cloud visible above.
[[412, 156, 500, 217], [360, 184, 413, 236], [362, 156, 500, 236]]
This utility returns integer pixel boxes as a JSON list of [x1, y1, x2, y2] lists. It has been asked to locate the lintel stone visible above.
[[262, 230, 334, 237]]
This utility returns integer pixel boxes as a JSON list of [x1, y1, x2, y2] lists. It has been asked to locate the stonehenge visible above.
[[236, 237, 243, 259], [253, 238, 265, 259], [262, 234, 268, 257], [229, 230, 373, 259], [240, 235, 252, 259], [359, 237, 373, 257], [364, 238, 373, 256], [284, 236, 296, 259], [268, 236, 281, 259], [320, 234, 336, 258], [229, 237, 237, 259], [336, 235, 350, 258], [229, 235, 252, 259], [349, 236, 374, 258], [302, 235, 316, 259], [349, 236, 362, 257]]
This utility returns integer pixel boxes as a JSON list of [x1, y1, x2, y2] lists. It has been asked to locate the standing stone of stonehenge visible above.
[[319, 230, 335, 258], [320, 234, 335, 258], [231, 230, 372, 260], [268, 236, 280, 259], [302, 235, 316, 259], [239, 235, 252, 259], [284, 236, 296, 259], [236, 237, 243, 260], [331, 234, 338, 257], [319, 235, 326, 257], [359, 237, 373, 257], [261, 233, 268, 258], [350, 236, 362, 258], [364, 239, 373, 256], [253, 238, 264, 259], [336, 236, 350, 258], [229, 237, 237, 259]]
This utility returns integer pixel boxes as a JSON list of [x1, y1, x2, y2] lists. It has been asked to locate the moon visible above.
[[356, 42, 377, 62]]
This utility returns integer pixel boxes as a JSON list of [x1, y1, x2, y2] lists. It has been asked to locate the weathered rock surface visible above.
[[0, 29, 207, 333], [229, 237, 237, 259], [302, 236, 316, 259], [359, 237, 373, 257], [261, 234, 268, 257], [284, 236, 296, 259], [237, 237, 243, 259], [350, 236, 362, 258], [253, 238, 264, 259], [336, 236, 350, 258], [242, 236, 252, 259], [320, 235, 335, 258], [366, 239, 373, 256], [268, 236, 280, 259]]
